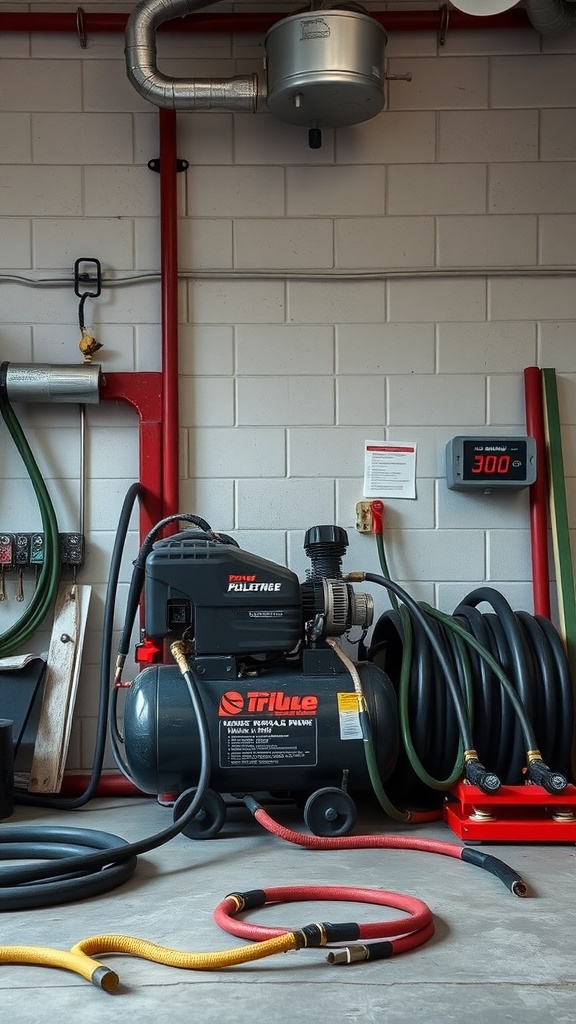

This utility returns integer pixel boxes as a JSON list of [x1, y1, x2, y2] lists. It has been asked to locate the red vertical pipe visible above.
[[524, 366, 551, 618], [159, 108, 180, 520]]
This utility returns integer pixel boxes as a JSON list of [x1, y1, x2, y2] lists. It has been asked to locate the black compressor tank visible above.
[[122, 648, 398, 837]]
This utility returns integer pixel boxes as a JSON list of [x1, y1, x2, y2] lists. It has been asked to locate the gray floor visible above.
[[1, 794, 576, 1023]]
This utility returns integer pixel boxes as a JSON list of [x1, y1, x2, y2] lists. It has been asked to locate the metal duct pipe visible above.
[[524, 0, 576, 34], [125, 0, 258, 110], [0, 363, 102, 404]]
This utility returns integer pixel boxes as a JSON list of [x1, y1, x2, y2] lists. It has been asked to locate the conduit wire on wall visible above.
[[2, 267, 576, 290]]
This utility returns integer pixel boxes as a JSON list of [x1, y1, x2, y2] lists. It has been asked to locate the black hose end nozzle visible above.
[[526, 758, 567, 794], [243, 794, 262, 816], [464, 757, 501, 794]]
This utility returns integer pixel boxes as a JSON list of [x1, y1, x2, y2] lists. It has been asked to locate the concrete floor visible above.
[[1, 794, 576, 1024]]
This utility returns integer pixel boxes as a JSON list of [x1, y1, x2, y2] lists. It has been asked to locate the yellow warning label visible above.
[[337, 692, 360, 713]]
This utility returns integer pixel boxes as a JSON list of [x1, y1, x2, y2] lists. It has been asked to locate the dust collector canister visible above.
[[264, 8, 387, 129]]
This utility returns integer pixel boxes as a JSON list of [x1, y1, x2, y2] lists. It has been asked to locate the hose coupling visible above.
[[525, 753, 567, 794], [327, 944, 369, 965], [113, 653, 126, 686], [293, 923, 328, 949], [343, 571, 365, 582], [463, 751, 501, 793], [91, 965, 119, 992], [170, 639, 192, 675], [327, 940, 393, 964]]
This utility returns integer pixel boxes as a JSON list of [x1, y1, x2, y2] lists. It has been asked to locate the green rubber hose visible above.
[[0, 394, 61, 656]]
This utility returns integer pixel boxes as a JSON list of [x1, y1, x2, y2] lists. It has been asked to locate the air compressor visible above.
[[117, 522, 400, 837]]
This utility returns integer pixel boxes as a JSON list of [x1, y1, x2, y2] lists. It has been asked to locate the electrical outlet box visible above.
[[355, 500, 372, 532]]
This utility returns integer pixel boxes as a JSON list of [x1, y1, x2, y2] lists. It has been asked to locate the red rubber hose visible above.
[[214, 884, 435, 959], [243, 799, 528, 897], [252, 804, 464, 858]]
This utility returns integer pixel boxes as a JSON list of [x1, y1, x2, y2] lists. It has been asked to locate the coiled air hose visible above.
[[354, 541, 573, 814], [0, 639, 212, 911], [0, 387, 61, 656]]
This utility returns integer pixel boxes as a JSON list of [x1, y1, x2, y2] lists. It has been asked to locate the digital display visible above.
[[462, 440, 527, 481], [445, 436, 537, 491]]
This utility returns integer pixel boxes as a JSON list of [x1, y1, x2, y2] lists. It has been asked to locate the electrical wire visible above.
[[3, 266, 576, 289]]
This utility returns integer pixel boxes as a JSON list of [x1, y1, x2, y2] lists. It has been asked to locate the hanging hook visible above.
[[438, 4, 450, 46], [76, 6, 87, 48], [74, 258, 101, 300]]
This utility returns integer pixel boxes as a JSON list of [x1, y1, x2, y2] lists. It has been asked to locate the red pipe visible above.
[[159, 108, 180, 521], [58, 773, 145, 797], [0, 9, 532, 34], [101, 371, 164, 540], [524, 367, 552, 619]]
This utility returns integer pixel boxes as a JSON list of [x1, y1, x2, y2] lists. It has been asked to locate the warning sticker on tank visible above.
[[337, 692, 363, 741], [219, 718, 318, 769]]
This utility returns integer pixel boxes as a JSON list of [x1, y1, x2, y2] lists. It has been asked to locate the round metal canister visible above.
[[264, 9, 387, 129]]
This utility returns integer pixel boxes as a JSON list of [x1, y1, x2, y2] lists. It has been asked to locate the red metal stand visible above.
[[444, 781, 576, 842]]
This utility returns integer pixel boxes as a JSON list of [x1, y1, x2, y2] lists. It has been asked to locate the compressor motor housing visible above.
[[120, 524, 399, 835]]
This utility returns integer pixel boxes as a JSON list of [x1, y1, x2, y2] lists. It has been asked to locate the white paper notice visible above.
[[363, 441, 417, 499]]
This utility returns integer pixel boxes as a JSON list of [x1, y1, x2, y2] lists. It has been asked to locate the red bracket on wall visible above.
[[444, 780, 576, 843], [100, 371, 163, 542]]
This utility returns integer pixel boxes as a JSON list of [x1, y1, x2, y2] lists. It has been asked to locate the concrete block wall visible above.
[[1, 3, 576, 770]]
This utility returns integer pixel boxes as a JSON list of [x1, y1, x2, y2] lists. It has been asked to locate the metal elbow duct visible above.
[[125, 0, 258, 110], [523, 0, 576, 34]]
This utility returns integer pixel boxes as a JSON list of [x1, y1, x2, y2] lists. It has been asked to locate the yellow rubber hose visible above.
[[0, 944, 118, 992], [0, 932, 298, 992], [73, 931, 297, 969]]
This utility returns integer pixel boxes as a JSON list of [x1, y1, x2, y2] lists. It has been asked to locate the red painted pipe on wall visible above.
[[524, 367, 552, 619], [159, 109, 181, 522], [0, 9, 532, 34]]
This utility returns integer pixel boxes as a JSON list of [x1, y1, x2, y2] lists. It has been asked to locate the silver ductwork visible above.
[[524, 0, 576, 34], [1, 363, 102, 404], [125, 0, 258, 110]]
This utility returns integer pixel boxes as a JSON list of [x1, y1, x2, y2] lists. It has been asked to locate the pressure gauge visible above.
[[446, 436, 537, 491]]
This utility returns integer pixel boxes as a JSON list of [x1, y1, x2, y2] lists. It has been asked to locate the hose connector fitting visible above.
[[463, 750, 501, 793], [170, 639, 192, 676], [113, 653, 126, 686], [343, 571, 366, 583], [327, 944, 369, 965], [525, 751, 567, 794]]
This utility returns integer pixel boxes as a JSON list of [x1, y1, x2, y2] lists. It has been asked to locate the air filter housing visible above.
[[264, 7, 387, 138]]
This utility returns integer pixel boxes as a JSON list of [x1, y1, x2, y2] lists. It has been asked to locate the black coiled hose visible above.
[[368, 585, 573, 802]]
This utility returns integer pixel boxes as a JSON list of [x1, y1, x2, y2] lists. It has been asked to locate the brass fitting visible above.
[[343, 571, 365, 582], [170, 639, 191, 675]]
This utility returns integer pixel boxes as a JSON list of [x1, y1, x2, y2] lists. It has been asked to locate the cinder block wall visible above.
[[1, 3, 575, 770]]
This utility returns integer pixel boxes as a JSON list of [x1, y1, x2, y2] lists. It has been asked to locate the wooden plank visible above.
[[28, 582, 91, 793]]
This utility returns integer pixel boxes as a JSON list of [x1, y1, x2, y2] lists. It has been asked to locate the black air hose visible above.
[[1, 496, 215, 910], [366, 579, 573, 798]]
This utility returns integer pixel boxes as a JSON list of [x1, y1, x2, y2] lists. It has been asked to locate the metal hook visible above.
[[76, 6, 87, 49], [74, 258, 102, 299], [439, 4, 450, 46]]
